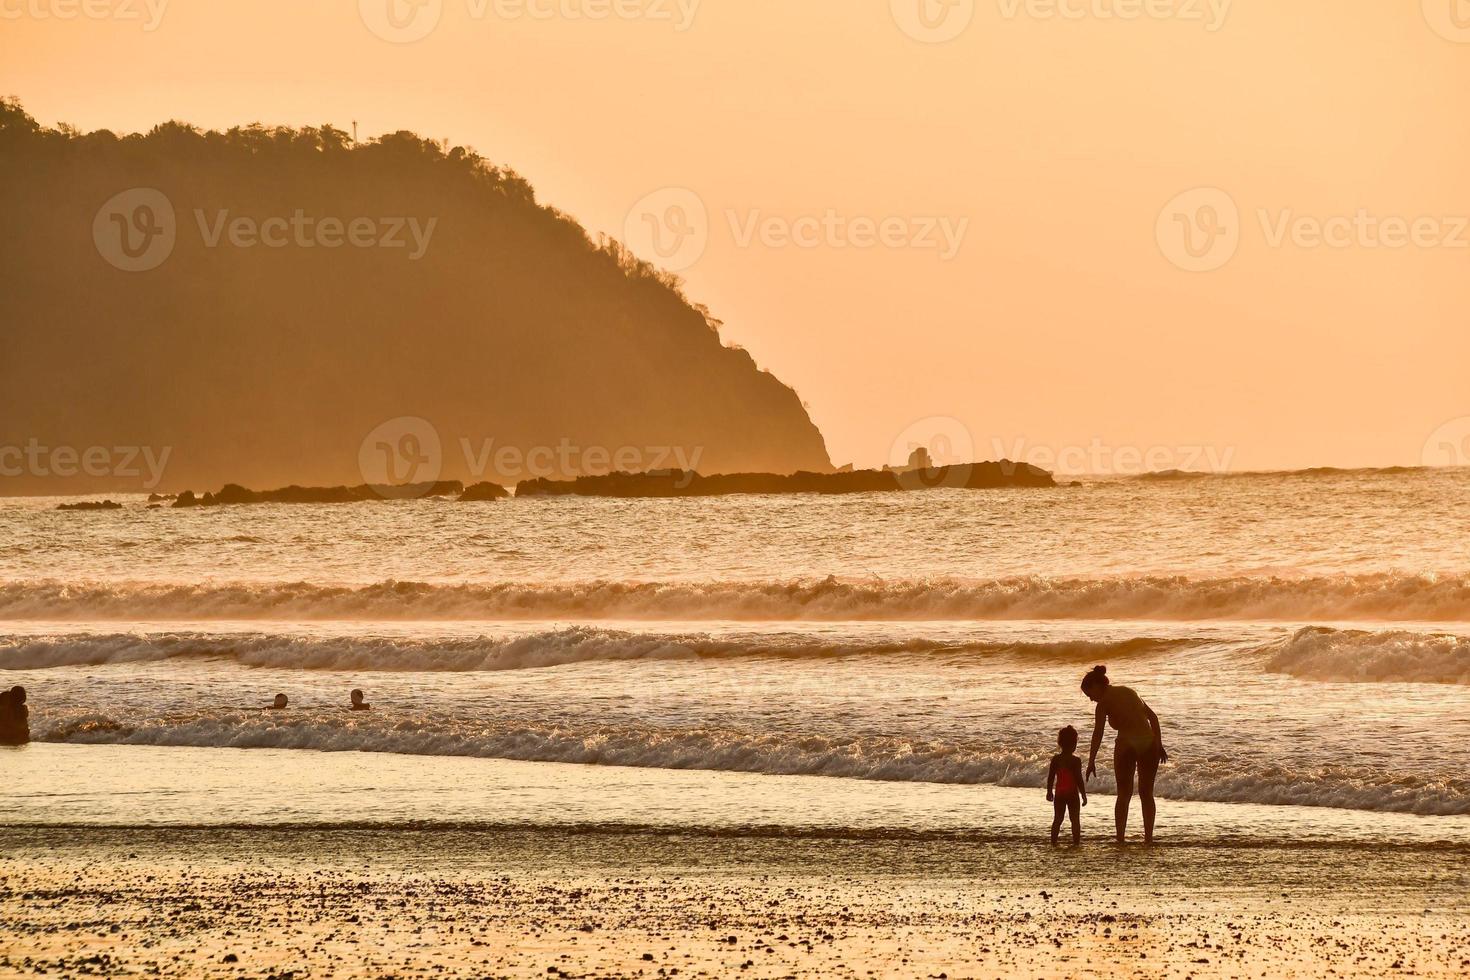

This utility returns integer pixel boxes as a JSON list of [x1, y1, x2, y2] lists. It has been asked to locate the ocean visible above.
[[3, 467, 1469, 832]]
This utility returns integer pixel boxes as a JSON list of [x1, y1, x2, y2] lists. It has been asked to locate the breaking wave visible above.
[[2, 573, 1467, 622], [1264, 627, 1470, 685], [40, 714, 1469, 816], [0, 629, 1185, 672]]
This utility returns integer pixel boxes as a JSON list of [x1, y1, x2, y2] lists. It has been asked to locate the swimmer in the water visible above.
[[1046, 724, 1087, 845], [1081, 665, 1168, 844], [268, 693, 288, 710], [349, 689, 371, 711]]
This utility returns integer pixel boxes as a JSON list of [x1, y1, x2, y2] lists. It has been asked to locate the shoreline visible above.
[[6, 743, 1469, 844]]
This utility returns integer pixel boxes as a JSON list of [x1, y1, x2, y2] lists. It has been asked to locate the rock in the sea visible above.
[[55, 500, 124, 511], [459, 482, 511, 502], [172, 482, 464, 507], [515, 461, 1054, 498]]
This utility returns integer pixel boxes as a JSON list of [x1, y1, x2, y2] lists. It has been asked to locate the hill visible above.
[[0, 99, 831, 494]]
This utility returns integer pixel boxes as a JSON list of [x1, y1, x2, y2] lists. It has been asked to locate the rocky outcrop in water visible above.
[[515, 461, 1055, 498]]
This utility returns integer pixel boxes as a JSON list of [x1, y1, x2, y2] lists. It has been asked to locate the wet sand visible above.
[[3, 825, 1467, 979]]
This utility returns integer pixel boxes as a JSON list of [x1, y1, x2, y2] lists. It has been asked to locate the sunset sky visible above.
[[9, 0, 1468, 472]]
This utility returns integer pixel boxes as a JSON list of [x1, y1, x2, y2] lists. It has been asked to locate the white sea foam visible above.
[[0, 629, 1184, 672], [2, 573, 1467, 622], [1264, 627, 1470, 685]]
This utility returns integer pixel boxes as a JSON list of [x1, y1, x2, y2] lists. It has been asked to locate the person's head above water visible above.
[[271, 693, 287, 709], [1080, 665, 1110, 702], [1057, 725, 1078, 752], [350, 689, 364, 705]]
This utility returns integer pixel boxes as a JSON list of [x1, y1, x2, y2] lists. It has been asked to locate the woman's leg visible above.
[[1113, 741, 1137, 843], [1137, 747, 1162, 843]]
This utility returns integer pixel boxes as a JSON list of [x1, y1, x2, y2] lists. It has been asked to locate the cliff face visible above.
[[0, 100, 832, 494]]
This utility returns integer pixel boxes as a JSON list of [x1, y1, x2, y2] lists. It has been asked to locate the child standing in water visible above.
[[1046, 725, 1088, 844]]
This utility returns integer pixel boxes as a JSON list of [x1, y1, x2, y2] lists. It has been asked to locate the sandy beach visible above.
[[4, 824, 1468, 979], [4, 745, 1468, 978]]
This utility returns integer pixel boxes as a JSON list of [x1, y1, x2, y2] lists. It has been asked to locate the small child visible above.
[[1046, 725, 1088, 844]]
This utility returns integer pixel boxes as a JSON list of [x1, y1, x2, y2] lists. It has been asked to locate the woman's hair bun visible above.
[[1081, 664, 1109, 691], [1092, 665, 1107, 677]]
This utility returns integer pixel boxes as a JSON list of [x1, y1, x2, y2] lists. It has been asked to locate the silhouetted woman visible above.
[[1081, 666, 1167, 844]]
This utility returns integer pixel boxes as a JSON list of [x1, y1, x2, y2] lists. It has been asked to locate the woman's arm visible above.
[[1145, 704, 1168, 763], [1086, 702, 1105, 779]]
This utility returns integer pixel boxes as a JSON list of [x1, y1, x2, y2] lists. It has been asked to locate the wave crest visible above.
[[0, 629, 1183, 672], [1, 573, 1468, 622], [1264, 627, 1470, 685]]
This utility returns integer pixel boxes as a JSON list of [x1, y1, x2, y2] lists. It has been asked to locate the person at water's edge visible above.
[[1082, 666, 1167, 844]]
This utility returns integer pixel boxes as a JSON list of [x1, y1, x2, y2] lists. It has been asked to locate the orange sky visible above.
[[7, 0, 1468, 472]]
